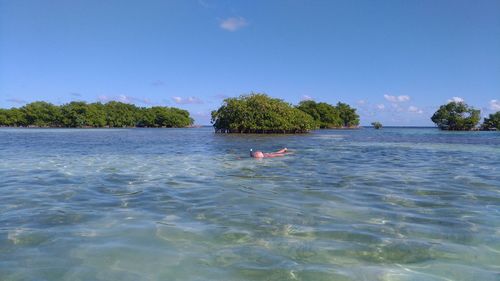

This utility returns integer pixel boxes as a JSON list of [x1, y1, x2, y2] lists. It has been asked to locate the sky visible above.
[[1, 0, 499, 126]]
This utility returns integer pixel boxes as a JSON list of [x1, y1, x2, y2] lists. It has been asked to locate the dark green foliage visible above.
[[22, 101, 61, 127], [336, 102, 360, 127], [211, 93, 315, 133], [104, 101, 138, 127], [0, 101, 193, 128], [59, 101, 107, 127], [296, 100, 360, 128], [481, 111, 500, 130], [0, 109, 5, 125], [0, 108, 27, 126], [137, 107, 193, 128], [60, 101, 89, 127], [431, 102, 481, 130], [86, 103, 107, 127], [371, 121, 382, 129]]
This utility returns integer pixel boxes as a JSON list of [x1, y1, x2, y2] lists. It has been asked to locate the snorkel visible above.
[[250, 149, 253, 157]]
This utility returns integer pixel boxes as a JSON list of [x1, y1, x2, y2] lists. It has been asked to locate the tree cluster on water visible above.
[[431, 101, 499, 131], [296, 100, 360, 129], [481, 112, 500, 131], [0, 101, 193, 128], [371, 122, 383, 129], [211, 93, 360, 133]]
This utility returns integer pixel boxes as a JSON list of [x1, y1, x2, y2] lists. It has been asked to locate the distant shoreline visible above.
[[0, 125, 199, 129], [1, 125, 436, 129]]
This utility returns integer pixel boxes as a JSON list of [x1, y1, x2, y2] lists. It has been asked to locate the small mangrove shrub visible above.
[[371, 121, 382, 129]]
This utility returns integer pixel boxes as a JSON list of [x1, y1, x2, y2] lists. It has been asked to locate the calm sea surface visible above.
[[0, 127, 499, 281]]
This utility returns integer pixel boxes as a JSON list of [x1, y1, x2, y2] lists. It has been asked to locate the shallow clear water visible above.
[[0, 127, 499, 281]]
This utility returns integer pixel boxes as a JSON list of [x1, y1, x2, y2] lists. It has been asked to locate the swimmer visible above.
[[250, 148, 289, 158]]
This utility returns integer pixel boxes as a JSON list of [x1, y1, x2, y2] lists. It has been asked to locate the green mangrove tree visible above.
[[481, 111, 500, 131], [296, 100, 360, 128], [431, 101, 480, 130], [211, 94, 315, 133]]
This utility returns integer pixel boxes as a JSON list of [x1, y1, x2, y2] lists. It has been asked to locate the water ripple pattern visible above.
[[0, 128, 499, 281]]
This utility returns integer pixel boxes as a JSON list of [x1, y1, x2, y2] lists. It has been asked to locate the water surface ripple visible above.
[[0, 128, 499, 281]]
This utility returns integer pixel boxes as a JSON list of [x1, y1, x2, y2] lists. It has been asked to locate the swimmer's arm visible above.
[[264, 153, 286, 158]]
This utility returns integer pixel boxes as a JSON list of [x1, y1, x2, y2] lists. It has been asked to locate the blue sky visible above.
[[1, 0, 499, 125]]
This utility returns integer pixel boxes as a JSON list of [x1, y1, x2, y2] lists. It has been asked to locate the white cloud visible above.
[[447, 97, 464, 103], [118, 95, 133, 103], [301, 95, 313, 101], [220, 17, 248, 31], [390, 103, 404, 112], [489, 99, 500, 111], [139, 98, 152, 105], [97, 95, 109, 102], [172, 96, 203, 104], [376, 104, 385, 110], [357, 100, 366, 105], [383, 94, 397, 102], [399, 95, 410, 102], [97, 95, 152, 105], [384, 94, 410, 102], [408, 105, 423, 114]]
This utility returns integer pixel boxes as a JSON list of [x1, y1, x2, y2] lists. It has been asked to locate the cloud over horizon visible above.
[[447, 97, 464, 103], [220, 17, 248, 31], [301, 95, 313, 101], [489, 99, 500, 111], [98, 95, 153, 105], [384, 94, 410, 103], [408, 105, 423, 114], [172, 96, 203, 104]]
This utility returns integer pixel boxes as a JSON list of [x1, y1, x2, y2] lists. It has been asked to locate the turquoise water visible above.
[[0, 127, 499, 281]]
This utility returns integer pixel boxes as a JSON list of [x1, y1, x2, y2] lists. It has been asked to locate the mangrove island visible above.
[[0, 101, 194, 128], [211, 93, 360, 133]]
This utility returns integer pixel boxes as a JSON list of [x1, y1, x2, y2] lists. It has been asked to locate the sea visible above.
[[0, 127, 499, 281]]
